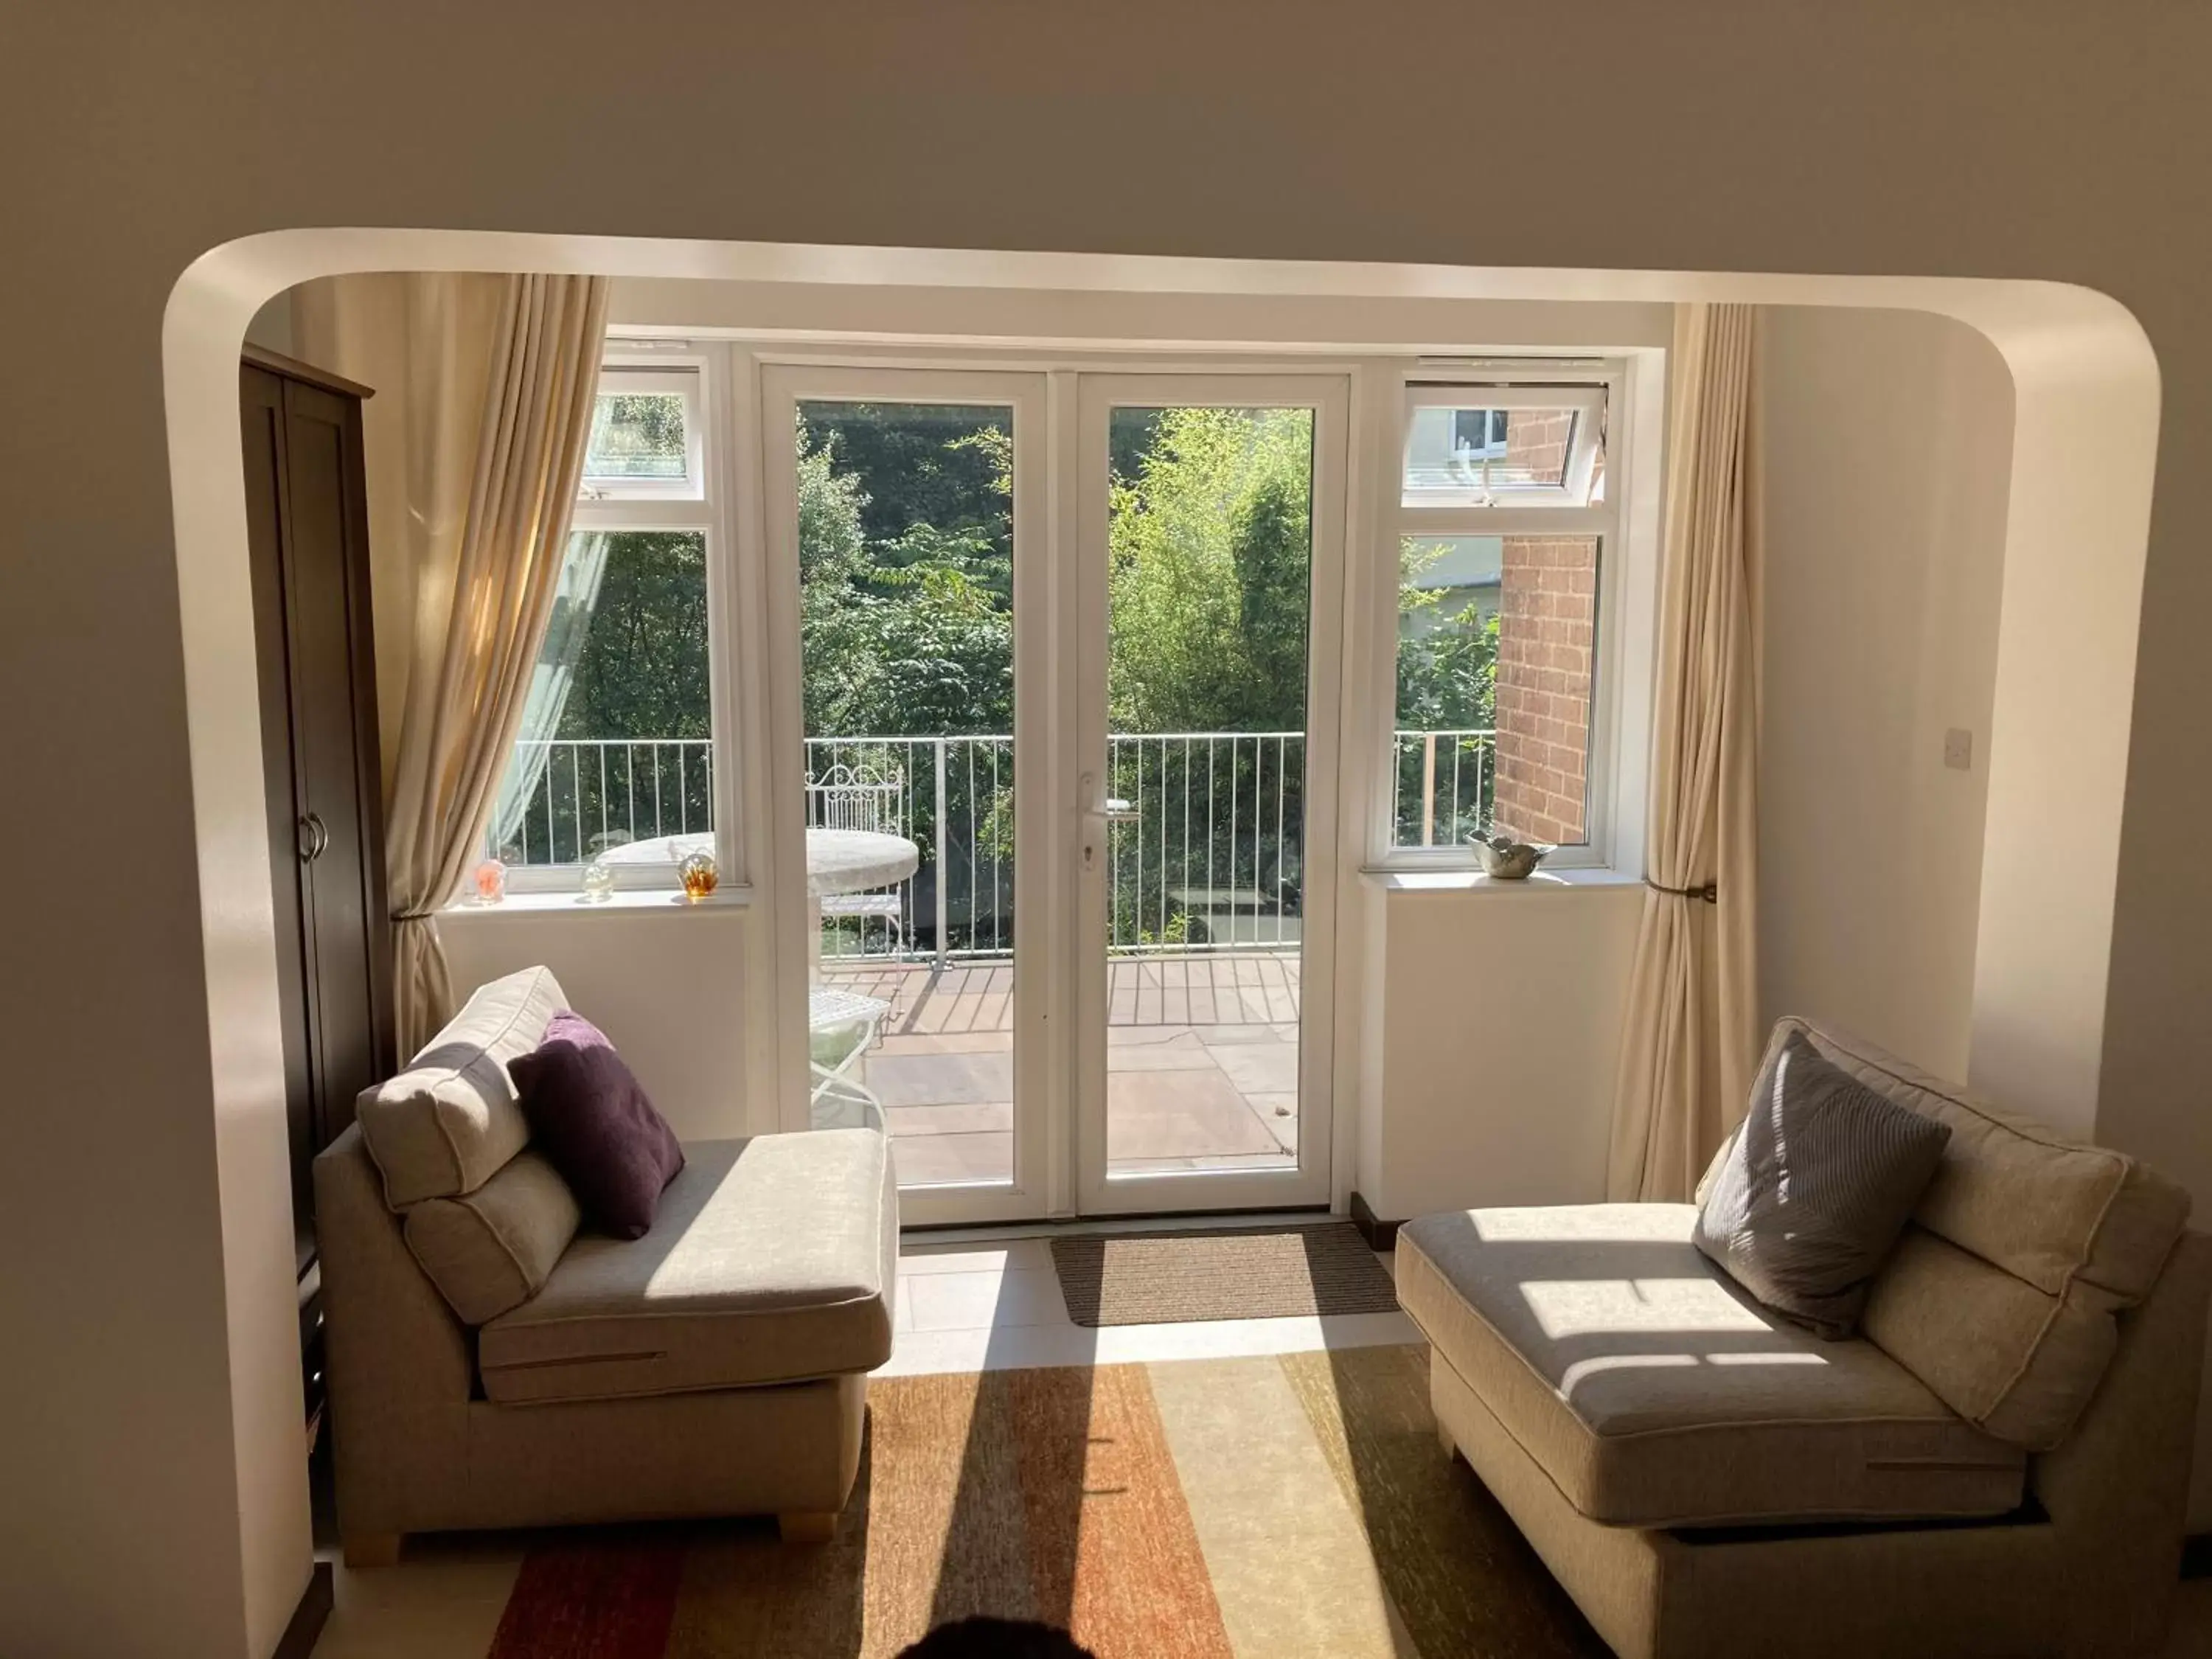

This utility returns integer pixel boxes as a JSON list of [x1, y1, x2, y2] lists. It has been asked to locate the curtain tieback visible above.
[[392, 908, 442, 925], [1645, 877, 1718, 903]]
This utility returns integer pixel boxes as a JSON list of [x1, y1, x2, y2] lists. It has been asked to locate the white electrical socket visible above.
[[1944, 728, 1974, 771]]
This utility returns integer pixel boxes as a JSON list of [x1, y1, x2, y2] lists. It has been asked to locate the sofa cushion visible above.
[[355, 966, 566, 1208], [401, 1150, 580, 1324], [509, 1011, 684, 1239], [1396, 1204, 2025, 1528], [1863, 1228, 2124, 1450], [1694, 1032, 1951, 1337], [1784, 1018, 2193, 1447], [479, 1130, 897, 1405]]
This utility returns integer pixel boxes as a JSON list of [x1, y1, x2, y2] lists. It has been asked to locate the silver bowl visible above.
[[1470, 836, 1550, 880]]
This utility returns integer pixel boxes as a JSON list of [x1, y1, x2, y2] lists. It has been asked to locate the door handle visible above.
[[1079, 773, 1105, 874], [298, 812, 328, 863]]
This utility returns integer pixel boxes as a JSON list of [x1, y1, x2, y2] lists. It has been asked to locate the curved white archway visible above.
[[164, 230, 2157, 1643]]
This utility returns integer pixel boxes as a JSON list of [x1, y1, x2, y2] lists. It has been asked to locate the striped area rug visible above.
[[481, 1345, 1603, 1659], [1048, 1222, 1400, 1326]]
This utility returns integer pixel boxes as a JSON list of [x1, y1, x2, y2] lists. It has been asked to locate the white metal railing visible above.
[[497, 737, 714, 867], [1391, 728, 1495, 848], [499, 728, 1495, 956]]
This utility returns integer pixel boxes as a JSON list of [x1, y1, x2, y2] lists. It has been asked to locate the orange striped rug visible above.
[[483, 1344, 1603, 1659]]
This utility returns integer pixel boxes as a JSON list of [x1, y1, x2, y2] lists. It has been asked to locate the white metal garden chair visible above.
[[805, 762, 908, 953], [808, 985, 891, 1132]]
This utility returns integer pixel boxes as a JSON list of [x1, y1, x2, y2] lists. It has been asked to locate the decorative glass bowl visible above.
[[580, 856, 617, 904], [678, 849, 720, 901], [1470, 833, 1549, 881]]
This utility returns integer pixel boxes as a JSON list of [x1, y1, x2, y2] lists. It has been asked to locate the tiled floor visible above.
[[823, 953, 1304, 1186], [877, 1230, 1419, 1379]]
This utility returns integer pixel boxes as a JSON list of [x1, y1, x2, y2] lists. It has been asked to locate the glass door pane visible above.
[[1104, 405, 1310, 1176], [1077, 378, 1344, 1215], [793, 398, 1020, 1195]]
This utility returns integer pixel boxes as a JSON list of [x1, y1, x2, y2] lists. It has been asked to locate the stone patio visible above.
[[819, 951, 1302, 1186]]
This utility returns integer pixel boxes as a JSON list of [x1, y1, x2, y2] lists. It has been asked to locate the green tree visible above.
[[797, 415, 1014, 738], [554, 531, 711, 741], [1105, 406, 1314, 733], [1393, 537, 1499, 731]]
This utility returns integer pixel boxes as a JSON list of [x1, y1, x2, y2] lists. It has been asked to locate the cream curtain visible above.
[[299, 273, 611, 1054], [1606, 302, 1762, 1201]]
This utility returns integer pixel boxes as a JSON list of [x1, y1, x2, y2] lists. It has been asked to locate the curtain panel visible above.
[[1607, 302, 1762, 1201], [300, 272, 611, 1054]]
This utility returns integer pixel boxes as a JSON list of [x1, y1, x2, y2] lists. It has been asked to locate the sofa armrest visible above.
[[313, 1123, 474, 1536], [2034, 1228, 2212, 1656]]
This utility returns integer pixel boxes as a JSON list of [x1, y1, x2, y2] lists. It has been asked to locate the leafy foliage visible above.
[[1105, 407, 1314, 734], [555, 531, 710, 740], [796, 410, 1015, 738], [1394, 537, 1499, 731]]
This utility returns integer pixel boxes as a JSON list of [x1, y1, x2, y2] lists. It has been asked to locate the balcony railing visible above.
[[1390, 727, 1495, 848], [498, 737, 714, 868], [497, 727, 1495, 959]]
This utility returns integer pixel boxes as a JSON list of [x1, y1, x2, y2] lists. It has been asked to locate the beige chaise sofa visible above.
[[314, 966, 897, 1564], [1397, 1016, 2209, 1659]]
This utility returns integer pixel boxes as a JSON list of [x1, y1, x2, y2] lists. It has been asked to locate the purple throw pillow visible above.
[[509, 1011, 684, 1239]]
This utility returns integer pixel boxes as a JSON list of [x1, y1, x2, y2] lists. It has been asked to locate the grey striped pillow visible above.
[[1694, 1032, 1952, 1338]]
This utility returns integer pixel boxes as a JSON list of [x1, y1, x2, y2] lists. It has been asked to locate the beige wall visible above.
[[439, 908, 758, 1142], [5, 5, 2209, 1655], [1365, 881, 1642, 1217], [1756, 307, 2014, 1077]]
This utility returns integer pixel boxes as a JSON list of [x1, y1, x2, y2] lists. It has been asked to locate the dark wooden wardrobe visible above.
[[240, 347, 397, 1277]]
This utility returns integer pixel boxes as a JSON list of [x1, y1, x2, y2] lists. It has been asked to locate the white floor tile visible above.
[[312, 1552, 520, 1659], [901, 1266, 1069, 1332], [877, 1304, 1420, 1377], [899, 1239, 1051, 1275]]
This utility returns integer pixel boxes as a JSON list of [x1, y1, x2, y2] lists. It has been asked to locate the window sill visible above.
[[439, 886, 755, 917], [1360, 865, 1643, 894]]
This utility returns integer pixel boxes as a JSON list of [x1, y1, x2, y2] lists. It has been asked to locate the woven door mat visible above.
[[1049, 1221, 1398, 1326]]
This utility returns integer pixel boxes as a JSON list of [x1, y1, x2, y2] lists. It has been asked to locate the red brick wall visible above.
[[1492, 535, 1599, 844], [1504, 409, 1573, 483]]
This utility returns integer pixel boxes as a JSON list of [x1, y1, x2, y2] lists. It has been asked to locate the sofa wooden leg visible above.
[[778, 1510, 840, 1545], [1436, 1419, 1459, 1461], [342, 1532, 403, 1569]]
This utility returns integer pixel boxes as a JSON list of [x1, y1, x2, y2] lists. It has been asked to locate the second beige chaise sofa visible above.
[[1397, 1016, 2208, 1659]]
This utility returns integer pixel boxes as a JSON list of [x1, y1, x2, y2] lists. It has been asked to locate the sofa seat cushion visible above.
[[479, 1130, 897, 1405], [1397, 1204, 2026, 1528]]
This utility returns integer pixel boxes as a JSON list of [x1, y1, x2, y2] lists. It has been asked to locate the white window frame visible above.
[[577, 365, 708, 503], [1370, 362, 1644, 874], [499, 346, 735, 894]]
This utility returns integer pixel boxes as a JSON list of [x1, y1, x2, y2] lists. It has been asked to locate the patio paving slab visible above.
[[884, 1100, 1014, 1136], [1106, 1032, 1221, 1073], [891, 1130, 1012, 1187], [868, 1050, 1013, 1108], [876, 1029, 1015, 1056], [1107, 1068, 1281, 1161], [1208, 1040, 1301, 1096]]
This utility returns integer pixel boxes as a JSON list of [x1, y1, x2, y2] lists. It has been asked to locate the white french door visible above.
[[763, 361, 1346, 1225], [1071, 374, 1348, 1216], [762, 364, 1057, 1226]]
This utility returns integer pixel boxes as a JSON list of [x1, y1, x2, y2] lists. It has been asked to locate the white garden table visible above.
[[588, 827, 919, 979], [805, 827, 919, 981]]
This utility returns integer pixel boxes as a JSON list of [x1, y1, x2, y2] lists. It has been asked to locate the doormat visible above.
[[1048, 1222, 1398, 1326]]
